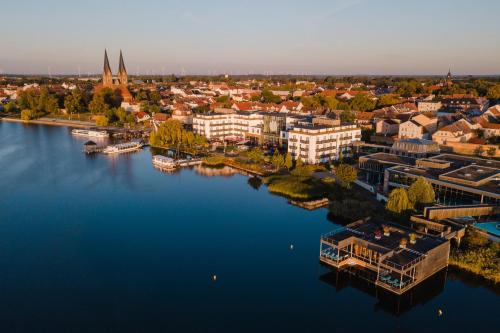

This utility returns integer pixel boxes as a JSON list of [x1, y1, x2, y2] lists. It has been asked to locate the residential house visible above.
[[375, 119, 400, 136], [432, 119, 477, 144], [134, 111, 151, 123], [418, 101, 442, 112], [398, 114, 438, 140]]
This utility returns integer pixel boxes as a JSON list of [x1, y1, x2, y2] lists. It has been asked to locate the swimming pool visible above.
[[474, 222, 500, 238]]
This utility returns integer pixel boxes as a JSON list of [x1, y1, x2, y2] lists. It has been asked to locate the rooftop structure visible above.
[[390, 139, 440, 158]]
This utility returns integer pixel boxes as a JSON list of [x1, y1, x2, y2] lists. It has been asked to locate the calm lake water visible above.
[[0, 121, 498, 332]]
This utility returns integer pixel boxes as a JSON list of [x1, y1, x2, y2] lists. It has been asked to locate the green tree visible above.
[[17, 89, 38, 110], [487, 147, 497, 157], [3, 101, 18, 113], [340, 110, 356, 123], [215, 95, 229, 103], [64, 89, 86, 118], [89, 90, 113, 114], [245, 147, 265, 163], [386, 188, 413, 214], [271, 150, 284, 170], [377, 94, 400, 107], [295, 157, 303, 169], [335, 164, 357, 189], [408, 176, 435, 209], [323, 96, 339, 110], [20, 109, 36, 121], [284, 152, 293, 169], [261, 90, 281, 104], [486, 85, 500, 100], [95, 115, 109, 126], [300, 96, 321, 109], [350, 94, 376, 111]]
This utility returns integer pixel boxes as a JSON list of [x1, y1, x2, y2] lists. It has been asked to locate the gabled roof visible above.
[[437, 119, 473, 135]]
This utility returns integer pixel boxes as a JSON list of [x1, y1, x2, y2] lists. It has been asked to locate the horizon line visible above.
[[2, 72, 500, 78]]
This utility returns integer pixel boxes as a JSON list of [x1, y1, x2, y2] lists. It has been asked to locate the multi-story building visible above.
[[192, 110, 262, 141], [288, 123, 361, 164]]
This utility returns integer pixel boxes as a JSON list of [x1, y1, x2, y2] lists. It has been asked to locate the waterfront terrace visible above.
[[320, 219, 450, 295]]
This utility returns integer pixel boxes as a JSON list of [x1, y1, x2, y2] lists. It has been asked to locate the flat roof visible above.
[[390, 165, 500, 197], [359, 152, 414, 166], [440, 165, 499, 183], [324, 220, 446, 256], [430, 153, 500, 169]]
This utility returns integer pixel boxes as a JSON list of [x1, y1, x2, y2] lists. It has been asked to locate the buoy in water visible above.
[[438, 309, 443, 316], [212, 274, 217, 282], [290, 244, 294, 250]]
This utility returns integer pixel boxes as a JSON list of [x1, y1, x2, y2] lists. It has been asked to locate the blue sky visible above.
[[2, 0, 499, 75]]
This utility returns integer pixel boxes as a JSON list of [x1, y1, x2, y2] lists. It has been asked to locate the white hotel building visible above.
[[288, 124, 362, 164], [193, 111, 263, 140]]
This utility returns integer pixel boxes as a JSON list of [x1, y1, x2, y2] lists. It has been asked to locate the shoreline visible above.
[[1, 116, 95, 129]]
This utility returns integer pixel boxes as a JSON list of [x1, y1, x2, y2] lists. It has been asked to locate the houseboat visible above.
[[72, 129, 109, 138], [320, 219, 450, 295], [103, 141, 143, 154], [152, 155, 177, 170]]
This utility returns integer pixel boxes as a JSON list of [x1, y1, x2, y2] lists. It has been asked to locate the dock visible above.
[[177, 158, 203, 167], [289, 198, 329, 210]]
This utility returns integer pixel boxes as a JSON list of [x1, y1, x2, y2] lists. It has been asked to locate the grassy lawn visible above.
[[263, 174, 331, 200]]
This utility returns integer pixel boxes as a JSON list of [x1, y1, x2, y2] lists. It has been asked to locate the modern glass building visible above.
[[384, 154, 500, 205]]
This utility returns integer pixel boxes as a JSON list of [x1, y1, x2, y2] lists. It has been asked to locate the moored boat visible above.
[[103, 141, 143, 154], [152, 155, 177, 170], [72, 129, 109, 138]]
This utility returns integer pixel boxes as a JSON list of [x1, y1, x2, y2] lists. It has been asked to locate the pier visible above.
[[177, 158, 203, 167]]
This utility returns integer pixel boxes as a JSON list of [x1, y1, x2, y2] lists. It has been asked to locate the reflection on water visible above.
[[320, 266, 447, 317], [193, 164, 241, 177]]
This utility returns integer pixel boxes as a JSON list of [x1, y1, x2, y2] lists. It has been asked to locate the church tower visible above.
[[446, 68, 453, 86], [102, 50, 113, 87], [118, 50, 128, 85]]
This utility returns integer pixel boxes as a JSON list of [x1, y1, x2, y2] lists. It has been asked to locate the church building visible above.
[[95, 50, 133, 102]]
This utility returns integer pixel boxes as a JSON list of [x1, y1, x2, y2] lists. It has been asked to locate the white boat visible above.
[[72, 129, 109, 138], [152, 155, 177, 170], [103, 141, 143, 154]]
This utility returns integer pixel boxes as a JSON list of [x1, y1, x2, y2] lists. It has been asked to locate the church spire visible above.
[[102, 49, 113, 86], [118, 50, 128, 85]]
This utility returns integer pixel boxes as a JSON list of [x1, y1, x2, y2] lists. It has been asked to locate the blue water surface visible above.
[[0, 121, 498, 332]]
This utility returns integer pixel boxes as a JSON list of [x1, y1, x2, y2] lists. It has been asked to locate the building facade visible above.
[[288, 124, 361, 164]]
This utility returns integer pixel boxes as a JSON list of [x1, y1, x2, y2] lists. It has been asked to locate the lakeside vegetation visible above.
[[202, 147, 272, 175], [149, 119, 208, 155], [263, 164, 331, 200], [450, 228, 500, 284]]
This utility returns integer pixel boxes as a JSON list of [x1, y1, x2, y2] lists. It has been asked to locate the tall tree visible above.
[[64, 89, 86, 117], [350, 94, 376, 111], [284, 152, 293, 170], [340, 110, 356, 123], [408, 177, 435, 209], [386, 188, 413, 214], [335, 164, 357, 189]]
